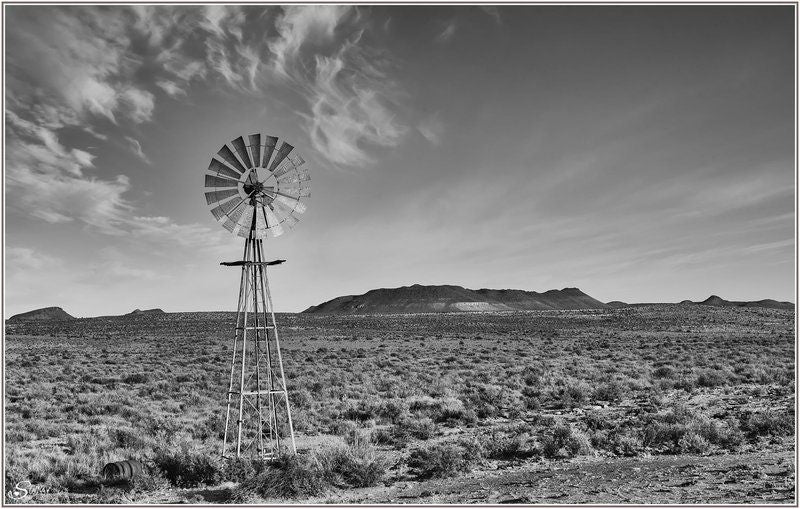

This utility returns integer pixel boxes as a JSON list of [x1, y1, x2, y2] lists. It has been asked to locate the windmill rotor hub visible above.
[[242, 179, 263, 195]]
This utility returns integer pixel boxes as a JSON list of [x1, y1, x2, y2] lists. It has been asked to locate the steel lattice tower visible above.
[[221, 225, 297, 459]]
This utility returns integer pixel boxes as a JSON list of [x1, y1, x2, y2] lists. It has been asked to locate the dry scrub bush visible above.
[[548, 379, 591, 409], [234, 454, 328, 501], [539, 422, 594, 459], [372, 416, 437, 447], [743, 410, 794, 439], [482, 425, 534, 460], [642, 403, 744, 453], [316, 441, 389, 488], [233, 442, 388, 501], [151, 447, 220, 488], [407, 440, 480, 480]]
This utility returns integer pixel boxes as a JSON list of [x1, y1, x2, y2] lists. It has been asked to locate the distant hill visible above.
[[606, 301, 629, 308], [8, 306, 75, 321], [126, 308, 165, 316], [303, 284, 609, 314], [697, 295, 793, 310]]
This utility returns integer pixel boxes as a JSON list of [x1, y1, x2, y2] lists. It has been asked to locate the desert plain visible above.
[[4, 304, 795, 504]]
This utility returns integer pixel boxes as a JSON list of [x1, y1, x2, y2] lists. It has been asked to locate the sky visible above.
[[4, 5, 796, 317]]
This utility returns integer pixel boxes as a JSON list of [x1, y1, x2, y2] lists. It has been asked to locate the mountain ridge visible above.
[[7, 293, 792, 320], [303, 284, 609, 314], [126, 308, 166, 316], [7, 307, 76, 321], [697, 295, 792, 310]]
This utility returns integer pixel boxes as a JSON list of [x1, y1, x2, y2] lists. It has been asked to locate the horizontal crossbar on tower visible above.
[[228, 390, 288, 396], [220, 260, 286, 267]]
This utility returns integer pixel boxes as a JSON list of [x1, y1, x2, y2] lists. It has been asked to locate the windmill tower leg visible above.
[[222, 237, 251, 458], [222, 228, 297, 460]]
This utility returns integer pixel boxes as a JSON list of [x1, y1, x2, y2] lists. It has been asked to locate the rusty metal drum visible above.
[[101, 460, 143, 481]]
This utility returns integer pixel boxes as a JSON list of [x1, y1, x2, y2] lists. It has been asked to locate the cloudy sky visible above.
[[4, 5, 795, 317]]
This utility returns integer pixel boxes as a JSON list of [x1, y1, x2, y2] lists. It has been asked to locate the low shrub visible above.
[[376, 399, 408, 422], [678, 431, 710, 454], [127, 467, 171, 493], [461, 384, 520, 419], [235, 443, 388, 501], [652, 366, 676, 379], [612, 432, 643, 457], [521, 365, 544, 386], [483, 431, 530, 460], [540, 422, 593, 459], [407, 441, 478, 479], [743, 410, 794, 439], [316, 442, 389, 488], [593, 380, 625, 402], [643, 404, 746, 453], [585, 411, 614, 431], [549, 380, 591, 409], [693, 417, 744, 449], [108, 427, 152, 450], [236, 454, 328, 501], [344, 429, 373, 448], [329, 420, 359, 436], [373, 417, 436, 447], [695, 369, 730, 388], [431, 398, 477, 425], [152, 448, 220, 488], [218, 458, 265, 483], [340, 399, 381, 422], [122, 373, 149, 384], [643, 421, 684, 452]]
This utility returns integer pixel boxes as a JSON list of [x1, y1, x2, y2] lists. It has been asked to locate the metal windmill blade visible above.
[[204, 133, 311, 239]]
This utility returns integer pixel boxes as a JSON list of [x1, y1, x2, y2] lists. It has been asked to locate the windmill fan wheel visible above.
[[204, 133, 311, 239]]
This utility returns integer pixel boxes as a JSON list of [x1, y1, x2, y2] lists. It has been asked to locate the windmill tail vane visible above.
[[205, 133, 310, 460]]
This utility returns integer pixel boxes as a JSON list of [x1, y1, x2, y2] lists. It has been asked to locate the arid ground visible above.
[[4, 305, 795, 504]]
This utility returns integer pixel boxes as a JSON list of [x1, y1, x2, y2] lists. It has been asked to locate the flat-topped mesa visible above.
[[303, 284, 609, 314]]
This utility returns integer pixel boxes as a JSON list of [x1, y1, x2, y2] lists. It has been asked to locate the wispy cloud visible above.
[[155, 79, 187, 98], [124, 136, 152, 164], [10, 6, 411, 171], [201, 6, 260, 92], [6, 111, 95, 177], [268, 6, 408, 166], [305, 45, 407, 165], [6, 247, 63, 271], [269, 6, 349, 78], [119, 89, 156, 123], [4, 6, 258, 244], [81, 246, 170, 281], [435, 20, 457, 43], [7, 93, 227, 249], [6, 106, 132, 230], [5, 4, 414, 254], [740, 238, 794, 254], [7, 165, 132, 230], [479, 6, 502, 25], [6, 7, 152, 126], [417, 113, 445, 145]]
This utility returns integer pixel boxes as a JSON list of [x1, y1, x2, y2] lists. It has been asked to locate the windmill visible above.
[[204, 133, 310, 460]]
